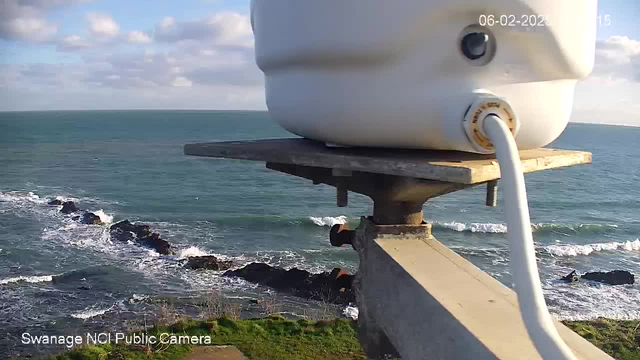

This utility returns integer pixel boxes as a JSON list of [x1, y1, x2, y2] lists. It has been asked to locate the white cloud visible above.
[[127, 31, 152, 44], [171, 76, 193, 87], [158, 16, 176, 29], [0, 0, 92, 41], [572, 36, 640, 126], [58, 34, 92, 50], [593, 36, 640, 82], [596, 36, 640, 64], [0, 16, 57, 41], [85, 12, 119, 38], [154, 12, 253, 47]]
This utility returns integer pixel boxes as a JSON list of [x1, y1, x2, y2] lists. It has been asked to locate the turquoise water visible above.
[[1, 111, 639, 356]]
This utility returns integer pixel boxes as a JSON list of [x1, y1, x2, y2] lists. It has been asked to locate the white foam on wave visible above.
[[309, 216, 347, 227], [544, 278, 640, 321], [544, 239, 640, 257], [0, 191, 47, 204], [178, 246, 210, 259], [93, 209, 113, 225], [129, 294, 149, 304], [0, 275, 54, 285], [70, 305, 114, 320], [42, 222, 114, 252], [435, 221, 508, 233], [433, 221, 620, 234], [342, 304, 359, 320]]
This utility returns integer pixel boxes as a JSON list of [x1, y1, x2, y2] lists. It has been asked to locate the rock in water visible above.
[[81, 212, 104, 225], [137, 233, 173, 255], [581, 270, 634, 285], [110, 220, 151, 239], [60, 201, 79, 214], [109, 220, 173, 255], [48, 199, 63, 206], [224, 263, 355, 304], [560, 270, 580, 283], [110, 220, 151, 242], [184, 256, 233, 271]]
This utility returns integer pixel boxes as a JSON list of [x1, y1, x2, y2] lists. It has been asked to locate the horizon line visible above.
[[0, 110, 637, 128]]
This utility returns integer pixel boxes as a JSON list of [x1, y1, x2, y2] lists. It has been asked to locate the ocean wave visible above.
[[0, 275, 54, 285], [70, 305, 114, 320], [178, 246, 211, 259], [0, 191, 47, 205], [431, 221, 620, 235], [433, 221, 507, 233], [93, 209, 113, 225], [450, 239, 640, 259], [309, 216, 347, 227], [42, 222, 114, 252], [129, 294, 149, 304], [342, 304, 359, 320], [543, 239, 640, 257], [545, 279, 640, 321], [337, 281, 640, 322]]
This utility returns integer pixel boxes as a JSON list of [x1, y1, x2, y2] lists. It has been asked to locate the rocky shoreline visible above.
[[48, 198, 634, 308], [48, 198, 357, 305]]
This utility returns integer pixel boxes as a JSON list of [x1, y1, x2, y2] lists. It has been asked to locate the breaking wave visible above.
[[93, 209, 113, 225], [433, 221, 507, 233], [0, 275, 54, 285], [309, 216, 347, 227], [544, 239, 640, 257], [0, 191, 47, 204], [70, 306, 114, 320], [432, 221, 620, 235], [451, 239, 640, 259], [178, 246, 211, 259], [342, 304, 359, 320]]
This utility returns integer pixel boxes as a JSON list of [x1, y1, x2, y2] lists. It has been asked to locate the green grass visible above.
[[48, 316, 365, 360], [45, 318, 640, 360], [562, 319, 640, 360]]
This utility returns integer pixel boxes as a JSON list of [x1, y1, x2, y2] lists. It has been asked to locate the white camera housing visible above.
[[251, 0, 597, 153]]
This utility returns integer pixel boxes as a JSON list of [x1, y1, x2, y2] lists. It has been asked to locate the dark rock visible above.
[[111, 229, 135, 242], [60, 201, 79, 214], [137, 232, 173, 255], [581, 270, 634, 285], [110, 220, 151, 239], [48, 199, 63, 206], [224, 263, 354, 304], [78, 286, 92, 290], [110, 220, 151, 242], [249, 299, 263, 305], [560, 270, 580, 283], [108, 220, 174, 255], [184, 255, 233, 271], [80, 212, 104, 225]]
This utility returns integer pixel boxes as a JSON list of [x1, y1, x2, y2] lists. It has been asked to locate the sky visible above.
[[0, 0, 638, 126]]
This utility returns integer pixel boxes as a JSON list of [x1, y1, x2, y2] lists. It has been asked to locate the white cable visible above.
[[483, 115, 577, 360]]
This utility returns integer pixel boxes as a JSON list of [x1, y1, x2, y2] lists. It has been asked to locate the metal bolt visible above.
[[337, 185, 348, 207], [486, 180, 498, 207], [332, 168, 352, 207]]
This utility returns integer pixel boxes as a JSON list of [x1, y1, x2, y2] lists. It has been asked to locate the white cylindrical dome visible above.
[[251, 0, 597, 153]]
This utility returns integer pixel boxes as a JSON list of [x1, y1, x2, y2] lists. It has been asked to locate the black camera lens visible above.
[[461, 32, 489, 60], [458, 25, 496, 65]]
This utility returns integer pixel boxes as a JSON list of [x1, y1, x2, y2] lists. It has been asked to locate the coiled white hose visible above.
[[483, 115, 577, 360]]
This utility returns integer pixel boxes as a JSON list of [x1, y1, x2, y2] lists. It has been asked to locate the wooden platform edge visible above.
[[470, 149, 593, 184], [184, 140, 592, 185]]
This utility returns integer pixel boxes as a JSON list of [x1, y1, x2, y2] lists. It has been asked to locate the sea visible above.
[[1, 110, 639, 357]]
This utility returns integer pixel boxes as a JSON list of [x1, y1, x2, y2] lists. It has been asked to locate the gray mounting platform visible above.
[[184, 138, 592, 184]]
